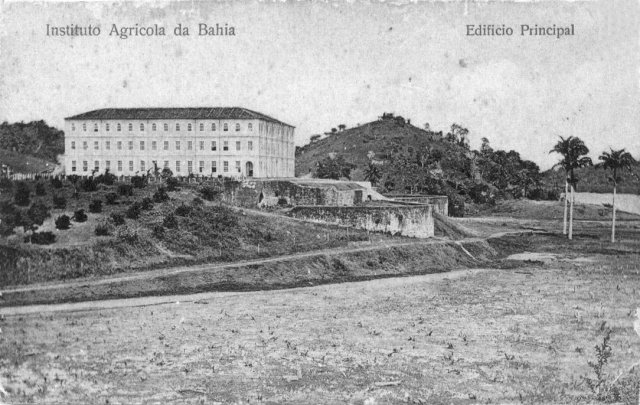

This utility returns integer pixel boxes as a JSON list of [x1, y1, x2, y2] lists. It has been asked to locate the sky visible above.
[[0, 0, 638, 169]]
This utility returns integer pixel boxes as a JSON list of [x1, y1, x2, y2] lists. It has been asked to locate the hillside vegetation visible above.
[[541, 161, 640, 194], [0, 121, 64, 168]]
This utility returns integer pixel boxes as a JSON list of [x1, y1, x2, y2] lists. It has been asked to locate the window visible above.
[[164, 161, 169, 168], [236, 161, 241, 173], [140, 141, 145, 151], [187, 123, 192, 132], [94, 123, 99, 132], [199, 141, 204, 150], [164, 123, 168, 131], [176, 123, 180, 131], [236, 141, 241, 151], [211, 161, 217, 173], [106, 160, 111, 170], [83, 161, 88, 172], [71, 123, 76, 131], [83, 141, 88, 150], [117, 141, 122, 150], [248, 123, 253, 131], [175, 161, 180, 172], [82, 123, 87, 132], [128, 141, 133, 150], [223, 141, 229, 151], [211, 141, 217, 151], [235, 123, 240, 132], [106, 141, 110, 150], [152, 123, 157, 131], [71, 160, 76, 172], [248, 141, 253, 151], [199, 123, 204, 131], [152, 141, 157, 150], [140, 123, 145, 131], [128, 123, 133, 131], [223, 161, 229, 172], [187, 141, 192, 150], [199, 161, 204, 173], [212, 123, 216, 131], [106, 123, 110, 132], [163, 141, 169, 151], [94, 160, 99, 171], [117, 161, 123, 172], [140, 161, 145, 172], [94, 141, 99, 150], [117, 123, 121, 132], [187, 160, 193, 173], [223, 123, 228, 131], [129, 161, 133, 171], [175, 141, 180, 150], [71, 141, 75, 150]]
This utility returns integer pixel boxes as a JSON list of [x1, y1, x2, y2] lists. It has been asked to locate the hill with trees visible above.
[[296, 113, 546, 215], [0, 121, 64, 168]]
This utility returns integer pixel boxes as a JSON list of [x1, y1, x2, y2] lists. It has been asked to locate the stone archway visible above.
[[246, 161, 254, 177]]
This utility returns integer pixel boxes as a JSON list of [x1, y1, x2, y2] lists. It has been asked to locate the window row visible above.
[[71, 122, 253, 133], [69, 140, 254, 152], [70, 159, 247, 174]]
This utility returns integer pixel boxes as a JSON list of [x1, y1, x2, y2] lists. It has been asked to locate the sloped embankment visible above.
[[1, 238, 502, 307]]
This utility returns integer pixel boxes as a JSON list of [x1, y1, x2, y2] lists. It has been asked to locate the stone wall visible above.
[[288, 205, 434, 238], [383, 195, 449, 216]]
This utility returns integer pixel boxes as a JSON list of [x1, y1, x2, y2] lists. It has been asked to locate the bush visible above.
[[152, 224, 164, 238], [29, 231, 56, 245], [50, 177, 63, 189], [55, 215, 71, 230], [0, 178, 13, 191], [14, 181, 31, 206], [448, 194, 465, 218], [118, 184, 134, 196], [0, 201, 21, 236], [153, 187, 169, 203], [199, 185, 220, 201], [88, 199, 103, 213], [73, 209, 88, 223], [95, 170, 116, 186], [105, 192, 118, 205], [131, 175, 147, 189], [35, 182, 47, 196], [116, 225, 139, 244], [166, 177, 179, 191], [192, 197, 204, 206], [126, 201, 142, 219], [277, 197, 289, 207], [79, 177, 97, 192], [140, 197, 154, 210], [95, 221, 113, 236], [174, 203, 192, 217], [52, 194, 67, 209], [110, 212, 125, 226], [162, 213, 178, 229], [27, 201, 51, 227]]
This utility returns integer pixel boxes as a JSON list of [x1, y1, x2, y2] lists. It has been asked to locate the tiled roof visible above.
[[65, 107, 294, 127]]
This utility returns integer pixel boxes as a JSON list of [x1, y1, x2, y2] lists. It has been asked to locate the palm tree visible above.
[[550, 136, 592, 239], [363, 162, 381, 186], [596, 148, 635, 242]]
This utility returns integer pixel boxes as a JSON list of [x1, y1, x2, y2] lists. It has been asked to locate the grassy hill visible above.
[[541, 161, 640, 194], [0, 149, 57, 173]]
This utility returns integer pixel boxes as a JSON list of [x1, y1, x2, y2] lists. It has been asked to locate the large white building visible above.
[[63, 107, 295, 178]]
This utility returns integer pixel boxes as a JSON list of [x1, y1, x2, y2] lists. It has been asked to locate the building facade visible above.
[[63, 107, 295, 178]]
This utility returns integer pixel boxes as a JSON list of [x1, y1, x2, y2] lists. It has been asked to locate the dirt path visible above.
[[0, 268, 488, 316]]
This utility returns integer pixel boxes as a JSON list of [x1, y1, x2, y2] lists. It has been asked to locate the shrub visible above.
[[448, 194, 465, 218], [105, 192, 118, 205], [95, 221, 113, 236], [55, 215, 71, 230], [95, 170, 116, 186], [161, 167, 173, 179], [110, 212, 125, 226], [162, 213, 178, 229], [126, 201, 142, 220], [152, 224, 164, 239], [174, 203, 192, 217], [52, 194, 67, 209], [140, 197, 154, 210], [88, 199, 102, 213], [131, 175, 147, 189], [50, 177, 63, 189], [73, 209, 88, 223], [118, 184, 134, 196], [116, 225, 139, 244], [79, 177, 97, 192], [153, 187, 169, 203], [27, 201, 51, 228], [14, 181, 31, 206], [0, 178, 13, 191], [192, 197, 204, 206], [29, 231, 56, 245], [0, 201, 21, 236], [166, 177, 179, 191], [35, 182, 47, 196], [199, 185, 220, 201], [277, 197, 289, 207]]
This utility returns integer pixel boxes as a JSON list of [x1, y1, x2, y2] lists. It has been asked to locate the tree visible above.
[[596, 148, 636, 242], [14, 181, 31, 206], [550, 136, 593, 240], [338, 124, 346, 131], [315, 155, 354, 180], [310, 134, 321, 143], [67, 174, 80, 198], [363, 162, 382, 186]]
